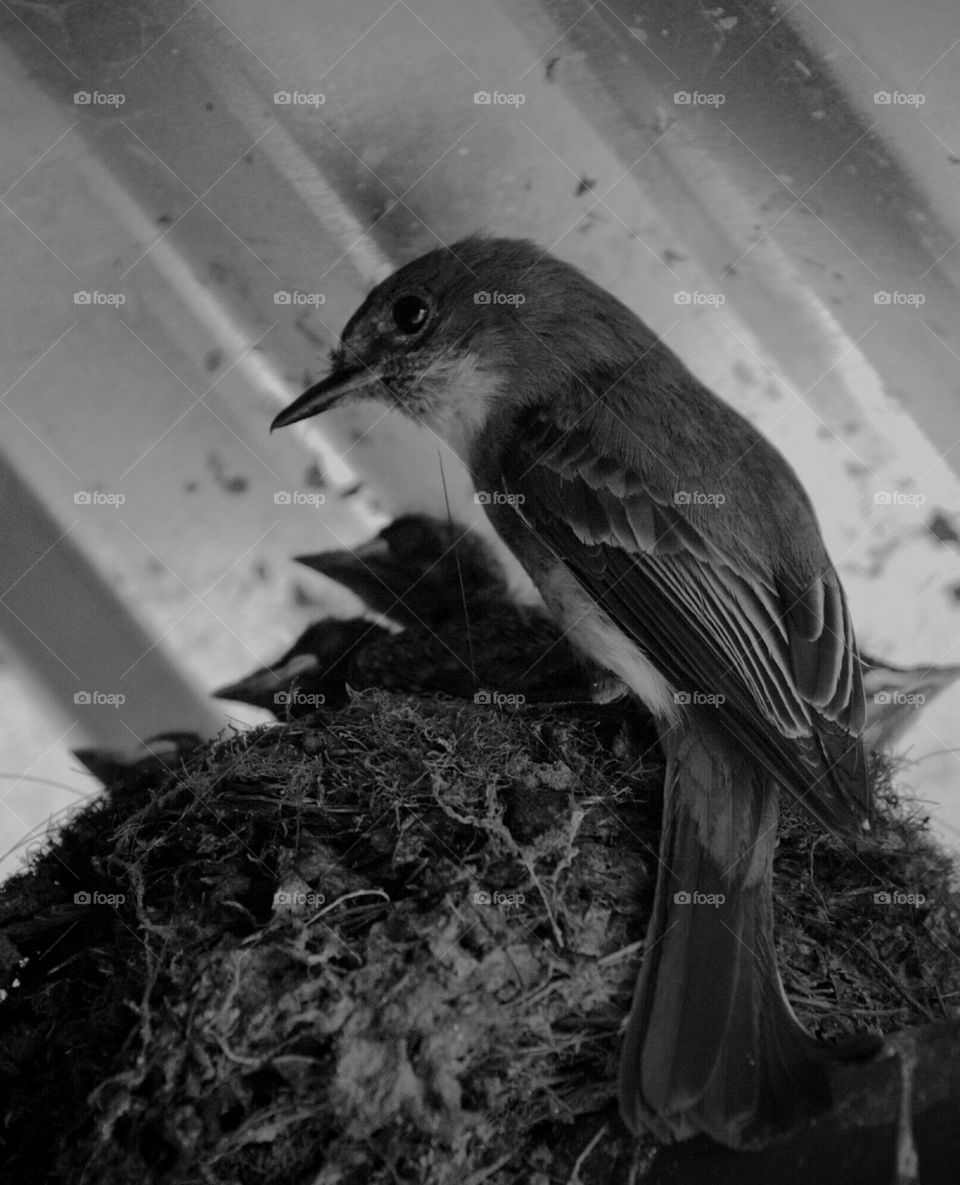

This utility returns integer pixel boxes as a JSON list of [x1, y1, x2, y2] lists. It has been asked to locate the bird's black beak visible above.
[[270, 365, 383, 431]]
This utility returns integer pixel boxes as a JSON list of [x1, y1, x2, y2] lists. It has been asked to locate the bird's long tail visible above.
[[618, 715, 871, 1148]]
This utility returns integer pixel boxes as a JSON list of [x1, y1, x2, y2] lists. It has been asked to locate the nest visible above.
[[1, 680, 958, 1184]]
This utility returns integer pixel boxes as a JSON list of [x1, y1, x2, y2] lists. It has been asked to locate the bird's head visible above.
[[270, 237, 644, 463]]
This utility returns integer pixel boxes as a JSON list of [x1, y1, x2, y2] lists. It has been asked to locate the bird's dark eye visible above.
[[392, 294, 430, 335]]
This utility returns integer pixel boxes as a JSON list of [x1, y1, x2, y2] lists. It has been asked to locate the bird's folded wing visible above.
[[500, 407, 868, 829]]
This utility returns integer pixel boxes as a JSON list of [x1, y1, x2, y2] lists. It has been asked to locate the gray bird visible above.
[[271, 237, 880, 1148]]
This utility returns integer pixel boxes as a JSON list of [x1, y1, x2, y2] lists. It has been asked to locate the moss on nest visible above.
[[0, 690, 957, 1184]]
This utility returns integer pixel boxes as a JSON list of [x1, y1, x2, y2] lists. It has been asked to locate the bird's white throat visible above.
[[413, 350, 505, 462]]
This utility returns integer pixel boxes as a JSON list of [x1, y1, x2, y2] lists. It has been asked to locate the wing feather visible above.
[[497, 404, 869, 830]]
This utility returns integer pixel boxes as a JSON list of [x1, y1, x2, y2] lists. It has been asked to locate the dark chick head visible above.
[[298, 515, 508, 627], [270, 237, 654, 462], [213, 618, 387, 716], [376, 515, 467, 565], [375, 515, 505, 595]]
